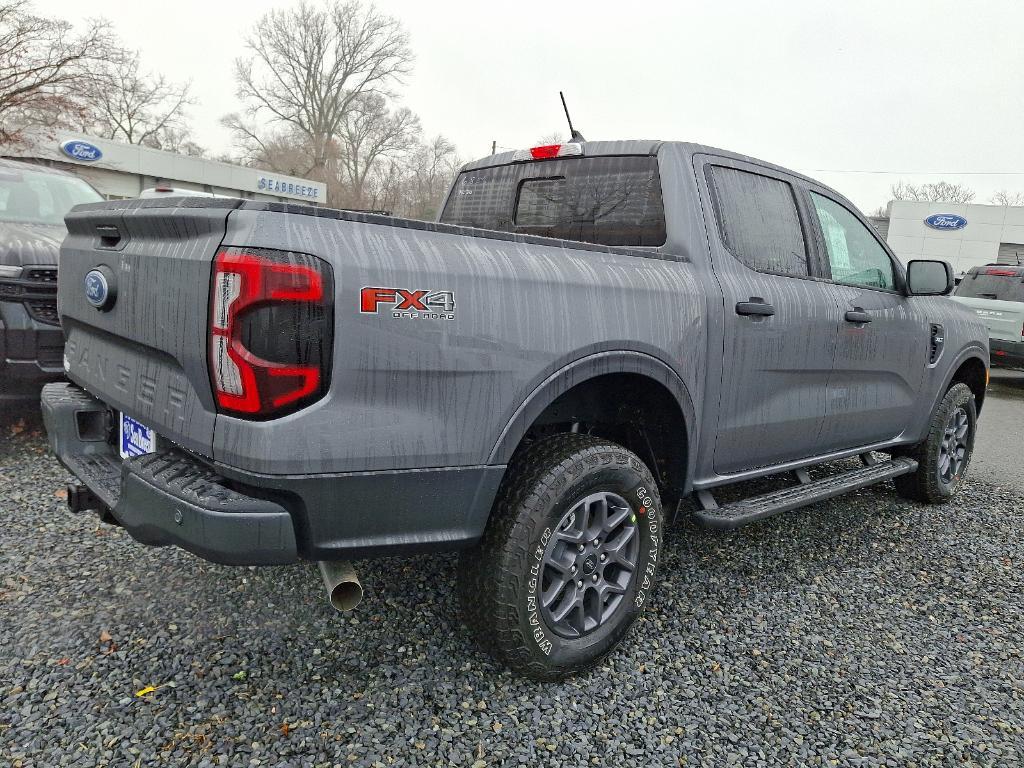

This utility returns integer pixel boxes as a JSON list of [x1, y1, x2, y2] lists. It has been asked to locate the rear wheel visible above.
[[894, 382, 977, 503], [458, 434, 663, 680]]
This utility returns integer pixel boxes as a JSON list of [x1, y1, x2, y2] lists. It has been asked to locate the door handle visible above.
[[844, 308, 872, 324], [735, 299, 775, 317]]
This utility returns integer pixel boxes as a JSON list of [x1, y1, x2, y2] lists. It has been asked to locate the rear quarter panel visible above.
[[214, 210, 708, 474]]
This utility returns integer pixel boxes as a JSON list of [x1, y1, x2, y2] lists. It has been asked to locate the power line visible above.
[[805, 168, 1024, 176]]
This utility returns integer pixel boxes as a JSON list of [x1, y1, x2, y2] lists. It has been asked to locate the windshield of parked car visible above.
[[955, 267, 1024, 303], [439, 155, 666, 247], [0, 166, 102, 226]]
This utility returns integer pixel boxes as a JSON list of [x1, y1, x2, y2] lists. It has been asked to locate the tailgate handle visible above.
[[95, 225, 123, 250]]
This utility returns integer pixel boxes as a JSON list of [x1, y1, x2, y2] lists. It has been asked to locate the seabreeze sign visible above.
[[60, 139, 103, 162], [257, 175, 320, 200], [924, 213, 968, 231]]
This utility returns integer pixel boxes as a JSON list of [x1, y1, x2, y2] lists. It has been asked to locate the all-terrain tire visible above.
[[458, 434, 664, 681], [894, 382, 977, 504]]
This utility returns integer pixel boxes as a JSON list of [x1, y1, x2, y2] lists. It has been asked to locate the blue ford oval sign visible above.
[[60, 139, 103, 162], [924, 213, 967, 231], [84, 268, 113, 309]]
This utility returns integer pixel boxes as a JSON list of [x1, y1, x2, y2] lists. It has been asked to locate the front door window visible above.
[[811, 193, 896, 290]]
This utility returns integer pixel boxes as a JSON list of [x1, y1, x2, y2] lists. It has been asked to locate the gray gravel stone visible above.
[[1, 410, 1023, 766]]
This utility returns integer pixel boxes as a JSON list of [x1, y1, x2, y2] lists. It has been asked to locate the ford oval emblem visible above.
[[84, 267, 116, 310], [60, 139, 103, 162], [924, 213, 967, 231]]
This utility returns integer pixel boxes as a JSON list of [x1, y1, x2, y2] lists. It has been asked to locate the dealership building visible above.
[[1, 130, 325, 204], [875, 200, 1024, 276]]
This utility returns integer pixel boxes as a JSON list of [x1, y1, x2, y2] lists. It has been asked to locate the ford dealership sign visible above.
[[924, 213, 967, 231], [60, 139, 103, 162]]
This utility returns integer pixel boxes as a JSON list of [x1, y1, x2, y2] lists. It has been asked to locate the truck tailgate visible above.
[[58, 198, 240, 457], [952, 296, 1024, 343]]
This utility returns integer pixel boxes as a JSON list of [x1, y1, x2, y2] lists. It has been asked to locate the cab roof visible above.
[[459, 139, 846, 201]]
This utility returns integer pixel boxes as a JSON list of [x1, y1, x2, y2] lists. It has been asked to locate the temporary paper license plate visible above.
[[119, 413, 156, 459]]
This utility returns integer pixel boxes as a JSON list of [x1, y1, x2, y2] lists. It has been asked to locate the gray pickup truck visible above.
[[42, 140, 988, 679]]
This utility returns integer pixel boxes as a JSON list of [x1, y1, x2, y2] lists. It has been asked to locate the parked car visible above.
[[42, 140, 988, 679], [952, 264, 1024, 368], [0, 158, 103, 393]]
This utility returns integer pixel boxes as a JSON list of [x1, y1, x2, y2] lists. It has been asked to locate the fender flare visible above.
[[898, 344, 987, 445], [486, 350, 698, 475], [927, 343, 989, 419]]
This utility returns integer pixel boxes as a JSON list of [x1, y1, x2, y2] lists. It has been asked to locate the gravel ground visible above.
[[2, 409, 1023, 767]]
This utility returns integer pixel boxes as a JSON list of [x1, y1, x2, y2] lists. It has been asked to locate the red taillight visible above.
[[984, 268, 1019, 276], [209, 248, 332, 418]]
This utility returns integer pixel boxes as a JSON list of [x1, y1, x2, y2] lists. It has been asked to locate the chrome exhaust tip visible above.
[[317, 560, 363, 612]]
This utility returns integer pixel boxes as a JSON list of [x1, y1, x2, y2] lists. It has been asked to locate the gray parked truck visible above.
[[42, 140, 989, 679]]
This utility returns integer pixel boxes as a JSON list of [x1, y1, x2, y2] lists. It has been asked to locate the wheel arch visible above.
[[946, 352, 988, 415], [487, 351, 697, 502]]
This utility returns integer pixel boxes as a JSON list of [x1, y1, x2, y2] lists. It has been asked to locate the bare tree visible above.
[[535, 131, 565, 146], [890, 180, 975, 204], [225, 123, 319, 177], [226, 0, 412, 186], [334, 92, 419, 208], [368, 134, 460, 218], [83, 48, 195, 148], [990, 189, 1024, 207], [403, 135, 461, 218], [0, 1, 112, 143]]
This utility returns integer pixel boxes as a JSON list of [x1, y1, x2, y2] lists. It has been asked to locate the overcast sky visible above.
[[31, 0, 1024, 212]]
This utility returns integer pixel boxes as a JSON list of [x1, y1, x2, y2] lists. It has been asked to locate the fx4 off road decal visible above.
[[360, 286, 456, 320]]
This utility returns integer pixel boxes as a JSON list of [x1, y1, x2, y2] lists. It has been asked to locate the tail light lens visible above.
[[209, 247, 333, 418]]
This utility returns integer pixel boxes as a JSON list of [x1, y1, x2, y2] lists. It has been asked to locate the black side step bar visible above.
[[693, 457, 918, 530]]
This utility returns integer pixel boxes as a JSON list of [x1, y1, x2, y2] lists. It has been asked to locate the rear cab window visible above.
[[707, 166, 810, 277], [955, 267, 1024, 303], [439, 155, 666, 247]]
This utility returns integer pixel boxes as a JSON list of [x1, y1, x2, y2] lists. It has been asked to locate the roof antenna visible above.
[[560, 91, 586, 143]]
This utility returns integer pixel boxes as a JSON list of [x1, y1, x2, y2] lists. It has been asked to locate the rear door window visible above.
[[708, 166, 810, 277], [955, 268, 1024, 302], [440, 155, 666, 247]]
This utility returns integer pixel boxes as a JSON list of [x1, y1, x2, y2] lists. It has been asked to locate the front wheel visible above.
[[894, 382, 977, 503], [458, 434, 664, 681]]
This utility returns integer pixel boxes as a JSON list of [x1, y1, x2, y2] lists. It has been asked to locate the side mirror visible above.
[[907, 259, 954, 296]]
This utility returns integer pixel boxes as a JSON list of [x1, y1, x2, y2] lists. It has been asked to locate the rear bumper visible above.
[[41, 382, 298, 565], [41, 382, 505, 564], [990, 338, 1024, 369]]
